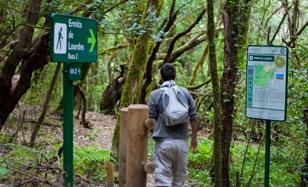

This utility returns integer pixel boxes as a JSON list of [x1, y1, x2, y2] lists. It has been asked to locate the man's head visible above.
[[160, 63, 176, 82]]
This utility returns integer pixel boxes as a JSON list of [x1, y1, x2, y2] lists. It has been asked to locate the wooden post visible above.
[[145, 118, 156, 130], [144, 118, 156, 174], [119, 107, 128, 187], [144, 161, 155, 174], [107, 161, 114, 187], [126, 104, 149, 187]]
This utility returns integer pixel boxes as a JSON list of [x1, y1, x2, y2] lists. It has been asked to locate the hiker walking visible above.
[[56, 27, 63, 50], [148, 63, 199, 187]]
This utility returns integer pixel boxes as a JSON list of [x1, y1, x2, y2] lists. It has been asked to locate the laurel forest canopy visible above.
[[0, 0, 307, 186]]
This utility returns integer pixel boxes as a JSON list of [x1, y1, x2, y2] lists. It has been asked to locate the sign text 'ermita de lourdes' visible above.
[[50, 14, 97, 63]]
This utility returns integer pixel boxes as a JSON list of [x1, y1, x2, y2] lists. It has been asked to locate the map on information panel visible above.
[[246, 45, 288, 121]]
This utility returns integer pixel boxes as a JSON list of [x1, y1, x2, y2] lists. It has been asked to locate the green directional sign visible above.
[[51, 14, 97, 63]]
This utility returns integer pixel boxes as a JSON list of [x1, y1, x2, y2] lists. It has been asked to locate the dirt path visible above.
[[2, 106, 155, 186], [75, 112, 155, 187]]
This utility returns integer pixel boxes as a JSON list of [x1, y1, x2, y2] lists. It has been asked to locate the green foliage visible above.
[[0, 143, 57, 183], [187, 138, 304, 186], [0, 143, 52, 166], [188, 139, 212, 169], [73, 144, 114, 182], [21, 63, 63, 109], [1, 0, 307, 185], [0, 167, 8, 177], [0, 142, 113, 184]]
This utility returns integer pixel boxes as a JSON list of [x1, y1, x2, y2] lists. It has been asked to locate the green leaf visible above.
[[0, 167, 8, 177]]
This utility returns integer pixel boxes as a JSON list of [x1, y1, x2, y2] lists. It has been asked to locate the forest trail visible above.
[[2, 104, 156, 186], [3, 105, 117, 150]]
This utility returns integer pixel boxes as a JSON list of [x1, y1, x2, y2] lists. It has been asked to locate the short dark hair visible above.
[[160, 63, 176, 81]]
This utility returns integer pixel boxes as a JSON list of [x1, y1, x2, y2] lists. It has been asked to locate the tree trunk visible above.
[[220, 3, 238, 186], [111, 0, 163, 157], [301, 108, 308, 187], [76, 86, 90, 128], [207, 0, 223, 186], [220, 0, 251, 186], [100, 65, 126, 114], [29, 63, 61, 147], [140, 0, 176, 103], [0, 0, 43, 130]]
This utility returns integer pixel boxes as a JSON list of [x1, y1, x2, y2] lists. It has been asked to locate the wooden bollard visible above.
[[145, 118, 156, 130], [107, 161, 114, 187], [144, 119, 156, 175], [119, 108, 128, 187], [126, 104, 149, 187], [144, 161, 155, 174]]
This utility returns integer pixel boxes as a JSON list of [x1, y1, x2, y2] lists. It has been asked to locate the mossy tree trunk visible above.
[[220, 0, 252, 186], [207, 0, 223, 186], [111, 0, 163, 157], [0, 0, 46, 130], [29, 63, 61, 147]]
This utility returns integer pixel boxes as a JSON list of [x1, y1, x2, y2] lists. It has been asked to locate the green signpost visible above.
[[51, 14, 97, 62], [246, 45, 288, 187], [50, 13, 97, 186]]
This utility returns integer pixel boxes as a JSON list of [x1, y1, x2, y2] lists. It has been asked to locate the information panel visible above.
[[246, 45, 288, 121], [50, 14, 97, 63]]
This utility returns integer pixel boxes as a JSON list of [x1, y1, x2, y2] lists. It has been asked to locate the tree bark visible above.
[[301, 108, 308, 187], [0, 0, 43, 130], [100, 65, 126, 114], [220, 2, 238, 186], [111, 0, 162, 157], [163, 7, 207, 64], [220, 0, 251, 186], [29, 63, 61, 147], [141, 0, 177, 103], [207, 0, 222, 186], [75, 86, 89, 128]]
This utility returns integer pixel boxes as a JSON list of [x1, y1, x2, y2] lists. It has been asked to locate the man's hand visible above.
[[190, 119, 199, 151], [191, 136, 198, 151]]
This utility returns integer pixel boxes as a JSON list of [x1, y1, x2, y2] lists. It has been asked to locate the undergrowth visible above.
[[0, 142, 113, 186], [187, 138, 304, 186]]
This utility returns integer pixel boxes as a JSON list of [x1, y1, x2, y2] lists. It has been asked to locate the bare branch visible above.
[[270, 12, 287, 44], [163, 7, 207, 64], [296, 20, 308, 36], [161, 33, 207, 64], [99, 44, 129, 55], [68, 0, 93, 15], [102, 0, 129, 15], [9, 167, 61, 187], [267, 26, 271, 44], [263, 4, 284, 28], [187, 79, 211, 90]]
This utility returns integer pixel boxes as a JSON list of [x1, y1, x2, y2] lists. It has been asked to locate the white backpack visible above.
[[160, 86, 189, 126]]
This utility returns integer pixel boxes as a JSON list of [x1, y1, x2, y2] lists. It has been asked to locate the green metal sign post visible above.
[[63, 64, 74, 186], [246, 45, 288, 187], [51, 13, 97, 186], [265, 120, 271, 187]]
